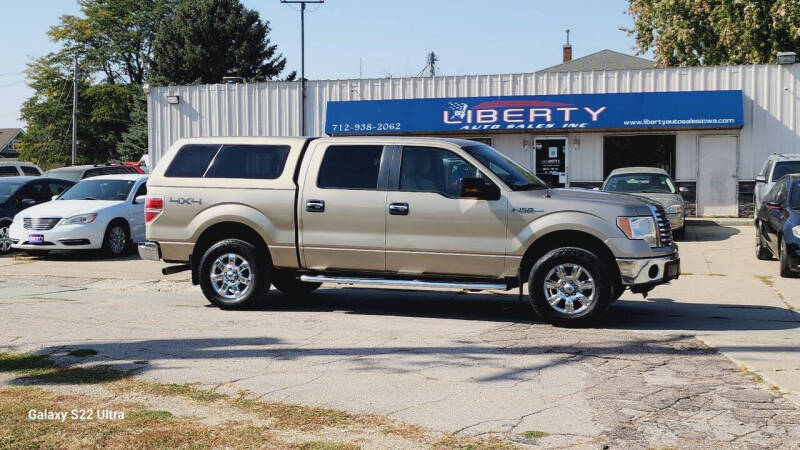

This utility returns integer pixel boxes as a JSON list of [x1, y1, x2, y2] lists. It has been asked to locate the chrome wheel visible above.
[[210, 253, 253, 300], [543, 263, 596, 315], [108, 226, 127, 255], [0, 225, 12, 253]]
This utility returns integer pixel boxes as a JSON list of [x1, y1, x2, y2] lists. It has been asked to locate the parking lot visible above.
[[2, 223, 800, 447]]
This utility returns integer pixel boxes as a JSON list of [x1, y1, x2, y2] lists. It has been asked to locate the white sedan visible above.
[[9, 174, 148, 257]]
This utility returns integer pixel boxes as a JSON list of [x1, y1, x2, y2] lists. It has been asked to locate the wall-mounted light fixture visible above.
[[777, 52, 797, 65], [166, 94, 180, 104], [572, 137, 581, 149]]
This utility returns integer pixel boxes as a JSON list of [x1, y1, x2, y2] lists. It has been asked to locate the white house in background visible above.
[[0, 128, 24, 160]]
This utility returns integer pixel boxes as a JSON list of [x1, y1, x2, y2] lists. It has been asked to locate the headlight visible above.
[[666, 204, 683, 215], [617, 216, 659, 247], [793, 226, 800, 240], [61, 213, 97, 226]]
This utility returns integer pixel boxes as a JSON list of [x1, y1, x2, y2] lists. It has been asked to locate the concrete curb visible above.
[[686, 218, 754, 227]]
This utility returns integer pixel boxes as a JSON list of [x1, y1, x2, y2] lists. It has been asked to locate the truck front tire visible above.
[[199, 239, 270, 308], [528, 247, 612, 327]]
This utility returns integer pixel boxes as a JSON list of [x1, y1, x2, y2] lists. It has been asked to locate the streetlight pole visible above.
[[280, 0, 323, 136]]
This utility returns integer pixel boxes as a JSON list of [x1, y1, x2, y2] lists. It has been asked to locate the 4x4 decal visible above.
[[169, 197, 202, 206]]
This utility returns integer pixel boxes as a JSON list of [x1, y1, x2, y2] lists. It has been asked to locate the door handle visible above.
[[389, 202, 409, 215], [306, 200, 325, 212]]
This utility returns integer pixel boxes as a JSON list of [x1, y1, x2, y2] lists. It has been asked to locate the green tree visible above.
[[48, 0, 179, 84], [151, 0, 295, 84], [17, 53, 136, 169], [116, 88, 148, 162], [626, 0, 800, 66]]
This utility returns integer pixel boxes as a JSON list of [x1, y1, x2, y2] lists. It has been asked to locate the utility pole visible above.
[[281, 0, 324, 136], [71, 56, 78, 165], [427, 52, 438, 77]]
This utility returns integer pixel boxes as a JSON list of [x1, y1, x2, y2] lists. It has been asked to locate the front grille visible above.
[[23, 217, 61, 230], [651, 205, 673, 247]]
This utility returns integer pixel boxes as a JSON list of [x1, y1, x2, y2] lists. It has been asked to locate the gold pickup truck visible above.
[[139, 136, 679, 326]]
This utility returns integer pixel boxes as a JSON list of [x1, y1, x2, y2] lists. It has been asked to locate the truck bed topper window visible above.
[[165, 144, 291, 180]]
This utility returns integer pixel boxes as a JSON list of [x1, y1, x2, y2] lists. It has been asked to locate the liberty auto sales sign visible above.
[[325, 90, 743, 135]]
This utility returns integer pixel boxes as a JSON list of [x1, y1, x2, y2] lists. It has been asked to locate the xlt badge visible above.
[[512, 207, 543, 213]]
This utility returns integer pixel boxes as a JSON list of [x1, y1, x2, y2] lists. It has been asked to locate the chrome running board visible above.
[[299, 275, 507, 291]]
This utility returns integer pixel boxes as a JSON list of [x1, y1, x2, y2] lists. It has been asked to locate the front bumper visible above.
[[617, 253, 680, 285], [8, 220, 105, 251], [138, 241, 161, 261]]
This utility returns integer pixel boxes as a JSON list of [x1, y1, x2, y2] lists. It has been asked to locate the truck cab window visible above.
[[400, 146, 479, 197], [317, 145, 383, 189]]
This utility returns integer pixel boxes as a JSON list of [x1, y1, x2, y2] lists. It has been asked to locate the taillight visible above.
[[144, 195, 164, 223]]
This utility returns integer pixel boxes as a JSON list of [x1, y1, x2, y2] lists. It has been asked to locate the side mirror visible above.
[[19, 198, 36, 207], [679, 187, 689, 193], [134, 195, 146, 204], [755, 175, 767, 183], [51, 195, 59, 201], [459, 177, 500, 201], [592, 187, 600, 191], [765, 201, 782, 210]]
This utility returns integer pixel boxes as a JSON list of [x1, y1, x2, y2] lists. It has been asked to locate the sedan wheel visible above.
[[103, 224, 129, 257], [755, 222, 773, 260], [0, 223, 12, 254], [779, 238, 796, 278]]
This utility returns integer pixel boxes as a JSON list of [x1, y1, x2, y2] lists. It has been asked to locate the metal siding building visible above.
[[147, 63, 800, 217]]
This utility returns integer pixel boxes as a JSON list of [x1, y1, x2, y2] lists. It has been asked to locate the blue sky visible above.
[[0, 0, 640, 128]]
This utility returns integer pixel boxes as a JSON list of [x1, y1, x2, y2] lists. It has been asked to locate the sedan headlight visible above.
[[617, 216, 659, 247], [61, 213, 97, 226], [793, 226, 800, 240], [666, 204, 683, 215]]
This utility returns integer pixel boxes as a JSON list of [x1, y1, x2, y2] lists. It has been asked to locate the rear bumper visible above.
[[138, 241, 161, 261], [617, 253, 680, 286]]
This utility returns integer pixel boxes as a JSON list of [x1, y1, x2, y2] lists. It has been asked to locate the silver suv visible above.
[[0, 161, 42, 177], [755, 154, 800, 215]]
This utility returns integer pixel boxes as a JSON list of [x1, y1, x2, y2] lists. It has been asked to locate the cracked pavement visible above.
[[1, 224, 799, 448]]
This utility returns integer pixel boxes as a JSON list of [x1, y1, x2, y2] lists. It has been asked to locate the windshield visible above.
[[0, 181, 24, 204], [463, 144, 547, 190], [59, 179, 136, 201], [45, 169, 82, 182], [604, 173, 676, 194], [791, 180, 800, 210], [773, 161, 800, 181]]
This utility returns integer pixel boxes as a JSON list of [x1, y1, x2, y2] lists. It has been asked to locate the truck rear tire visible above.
[[271, 271, 322, 297], [199, 239, 270, 309], [528, 247, 612, 327]]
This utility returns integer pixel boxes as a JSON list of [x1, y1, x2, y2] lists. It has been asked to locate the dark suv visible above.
[[755, 174, 800, 277], [0, 177, 74, 254]]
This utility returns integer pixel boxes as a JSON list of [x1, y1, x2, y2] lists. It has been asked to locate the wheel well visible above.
[[107, 218, 130, 235], [191, 222, 272, 284], [519, 230, 621, 290]]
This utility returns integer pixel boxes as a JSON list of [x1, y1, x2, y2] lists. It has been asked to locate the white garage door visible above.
[[697, 136, 738, 217]]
